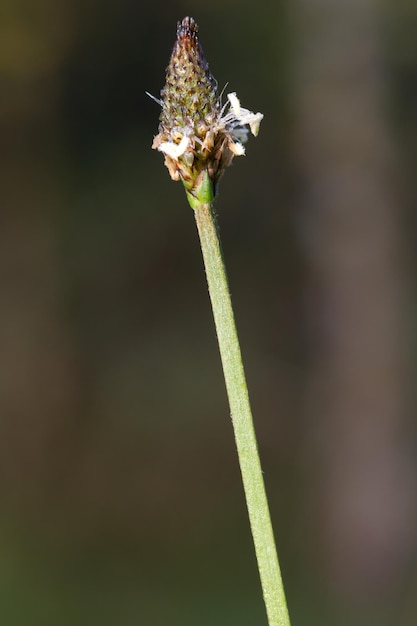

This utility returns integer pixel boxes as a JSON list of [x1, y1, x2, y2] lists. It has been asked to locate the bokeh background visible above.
[[1, 0, 417, 624]]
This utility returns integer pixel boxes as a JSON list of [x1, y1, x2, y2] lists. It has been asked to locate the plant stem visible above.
[[193, 199, 291, 626]]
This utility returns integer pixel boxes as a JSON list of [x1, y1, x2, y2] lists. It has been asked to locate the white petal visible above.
[[248, 112, 263, 136], [229, 141, 246, 156], [227, 92, 241, 116], [226, 93, 263, 136], [158, 136, 190, 160]]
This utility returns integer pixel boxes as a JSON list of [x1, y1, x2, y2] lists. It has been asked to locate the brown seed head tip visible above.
[[177, 16, 199, 40]]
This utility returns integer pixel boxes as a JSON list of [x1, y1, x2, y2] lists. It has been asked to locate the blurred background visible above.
[[1, 0, 416, 624]]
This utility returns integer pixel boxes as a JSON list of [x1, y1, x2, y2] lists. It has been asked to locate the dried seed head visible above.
[[159, 17, 218, 141], [150, 17, 263, 202]]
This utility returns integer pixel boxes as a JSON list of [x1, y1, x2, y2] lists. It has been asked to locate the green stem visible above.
[[192, 191, 291, 626]]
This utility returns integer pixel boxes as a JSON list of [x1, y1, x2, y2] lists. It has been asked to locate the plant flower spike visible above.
[[149, 17, 291, 626], [151, 16, 263, 205]]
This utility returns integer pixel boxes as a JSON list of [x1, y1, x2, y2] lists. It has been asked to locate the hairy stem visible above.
[[193, 199, 291, 626]]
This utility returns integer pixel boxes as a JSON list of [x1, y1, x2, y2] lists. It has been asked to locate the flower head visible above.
[[151, 17, 263, 202]]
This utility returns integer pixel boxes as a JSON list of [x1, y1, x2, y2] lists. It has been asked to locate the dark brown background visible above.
[[1, 1, 416, 624]]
